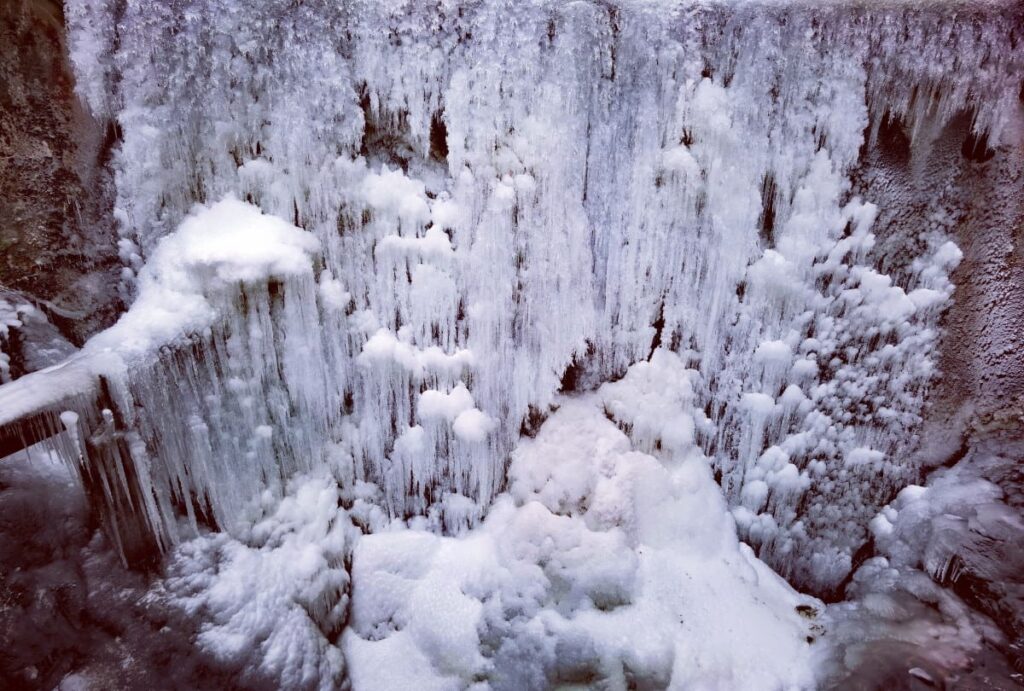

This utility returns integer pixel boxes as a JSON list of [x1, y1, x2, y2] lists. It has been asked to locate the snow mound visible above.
[[89, 196, 320, 360], [154, 475, 353, 691], [345, 383, 821, 689]]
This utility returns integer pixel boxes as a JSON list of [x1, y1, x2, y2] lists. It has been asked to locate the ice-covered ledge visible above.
[[0, 198, 318, 428], [0, 198, 321, 557], [88, 196, 321, 360]]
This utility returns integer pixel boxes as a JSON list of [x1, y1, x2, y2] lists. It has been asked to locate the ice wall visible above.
[[56, 0, 1023, 590]]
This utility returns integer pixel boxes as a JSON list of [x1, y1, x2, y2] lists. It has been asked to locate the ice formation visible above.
[[1, 0, 1022, 687], [343, 386, 820, 690], [153, 474, 352, 689], [57, 0, 1021, 587]]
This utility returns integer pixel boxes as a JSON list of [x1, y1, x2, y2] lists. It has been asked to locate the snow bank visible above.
[[345, 375, 821, 690], [153, 475, 353, 691], [88, 196, 320, 360]]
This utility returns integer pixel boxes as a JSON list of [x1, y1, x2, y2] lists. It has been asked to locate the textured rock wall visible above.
[[850, 94, 1024, 469], [938, 106, 1024, 452], [0, 0, 119, 348], [923, 103, 1024, 464]]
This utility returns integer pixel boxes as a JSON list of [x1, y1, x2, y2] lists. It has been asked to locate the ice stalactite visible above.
[[40, 0, 1024, 591]]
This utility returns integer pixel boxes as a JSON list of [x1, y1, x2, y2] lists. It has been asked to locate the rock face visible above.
[[851, 104, 1024, 468], [0, 0, 120, 348], [928, 113, 1024, 459]]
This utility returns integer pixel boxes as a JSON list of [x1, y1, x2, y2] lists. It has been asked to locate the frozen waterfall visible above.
[[1, 0, 1022, 688]]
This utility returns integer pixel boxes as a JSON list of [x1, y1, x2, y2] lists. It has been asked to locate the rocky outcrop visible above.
[[0, 0, 120, 349]]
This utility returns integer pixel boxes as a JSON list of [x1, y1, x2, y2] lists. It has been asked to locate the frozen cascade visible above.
[[0, 197, 328, 558], [1, 0, 1011, 596]]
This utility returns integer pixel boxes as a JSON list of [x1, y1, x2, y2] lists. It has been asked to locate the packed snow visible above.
[[89, 196, 320, 359]]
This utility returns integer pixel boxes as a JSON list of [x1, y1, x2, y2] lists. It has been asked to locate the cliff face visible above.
[[851, 105, 1024, 466], [0, 0, 120, 351], [932, 113, 1024, 456]]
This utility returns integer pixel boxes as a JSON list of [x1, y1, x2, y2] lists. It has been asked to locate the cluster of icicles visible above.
[[23, 0, 1016, 590]]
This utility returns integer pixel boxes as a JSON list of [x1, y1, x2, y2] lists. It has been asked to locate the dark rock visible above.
[[0, 0, 121, 350]]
